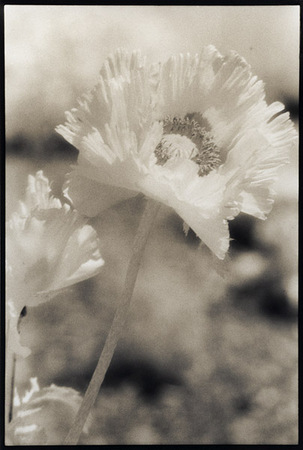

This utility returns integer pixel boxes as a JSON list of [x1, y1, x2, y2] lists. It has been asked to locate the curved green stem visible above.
[[64, 198, 161, 445]]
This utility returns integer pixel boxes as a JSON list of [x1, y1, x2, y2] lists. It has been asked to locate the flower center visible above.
[[155, 115, 220, 176]]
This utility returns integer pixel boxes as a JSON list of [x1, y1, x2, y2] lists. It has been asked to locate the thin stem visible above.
[[8, 354, 17, 422], [5, 306, 26, 428], [5, 321, 15, 429], [5, 346, 14, 429], [64, 198, 161, 445]]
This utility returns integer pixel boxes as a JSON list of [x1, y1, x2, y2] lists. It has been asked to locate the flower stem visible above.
[[5, 321, 16, 429], [5, 307, 26, 428], [64, 198, 161, 445], [5, 345, 13, 429], [8, 354, 17, 422]]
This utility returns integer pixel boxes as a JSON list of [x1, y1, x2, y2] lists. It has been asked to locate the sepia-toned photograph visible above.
[[5, 5, 298, 445]]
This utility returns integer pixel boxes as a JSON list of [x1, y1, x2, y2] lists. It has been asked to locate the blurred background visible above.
[[5, 5, 298, 445]]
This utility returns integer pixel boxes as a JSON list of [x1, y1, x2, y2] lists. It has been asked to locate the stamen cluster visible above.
[[155, 116, 221, 176]]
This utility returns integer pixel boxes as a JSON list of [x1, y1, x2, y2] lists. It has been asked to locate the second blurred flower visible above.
[[6, 170, 104, 356]]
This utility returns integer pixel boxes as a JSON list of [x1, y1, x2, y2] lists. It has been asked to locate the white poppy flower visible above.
[[6, 378, 92, 445], [6, 170, 104, 356], [56, 46, 297, 260]]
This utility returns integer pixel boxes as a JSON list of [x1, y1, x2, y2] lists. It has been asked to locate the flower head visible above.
[[6, 378, 91, 445], [6, 170, 104, 356], [56, 47, 297, 259]]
